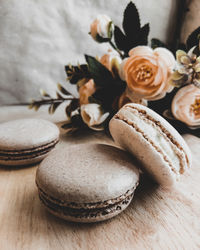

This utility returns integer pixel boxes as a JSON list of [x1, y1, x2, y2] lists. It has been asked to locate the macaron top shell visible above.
[[109, 103, 192, 186], [0, 119, 60, 151], [36, 144, 139, 204]]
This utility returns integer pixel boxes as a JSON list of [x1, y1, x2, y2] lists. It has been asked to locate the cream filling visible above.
[[117, 108, 187, 174]]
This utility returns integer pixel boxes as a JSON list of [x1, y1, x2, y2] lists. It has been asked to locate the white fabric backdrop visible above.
[[0, 0, 178, 104]]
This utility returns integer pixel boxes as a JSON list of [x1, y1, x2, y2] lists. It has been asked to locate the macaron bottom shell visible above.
[[38, 186, 136, 223], [0, 139, 59, 166]]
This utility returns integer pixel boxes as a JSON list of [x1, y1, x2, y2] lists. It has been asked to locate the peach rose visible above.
[[122, 46, 176, 100], [100, 50, 122, 76], [90, 15, 113, 42], [79, 79, 96, 105], [171, 84, 200, 127]]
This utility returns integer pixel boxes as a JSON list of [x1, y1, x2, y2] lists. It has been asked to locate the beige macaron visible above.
[[36, 143, 140, 223], [0, 118, 59, 166], [109, 103, 192, 187]]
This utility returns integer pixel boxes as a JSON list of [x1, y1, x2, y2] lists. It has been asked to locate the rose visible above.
[[79, 79, 96, 105], [122, 46, 176, 100], [90, 15, 113, 42], [171, 84, 200, 127], [100, 50, 122, 76], [80, 103, 109, 130]]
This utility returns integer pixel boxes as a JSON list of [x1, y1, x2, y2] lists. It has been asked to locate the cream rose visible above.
[[90, 15, 113, 42], [81, 103, 109, 130], [100, 50, 122, 76], [171, 84, 200, 127], [79, 79, 96, 105], [122, 46, 176, 100]]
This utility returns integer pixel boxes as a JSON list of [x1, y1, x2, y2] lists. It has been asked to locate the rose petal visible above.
[[129, 46, 153, 57], [154, 47, 176, 70]]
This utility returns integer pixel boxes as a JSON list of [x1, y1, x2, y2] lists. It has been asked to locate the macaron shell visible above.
[[110, 118, 176, 186], [109, 103, 192, 187], [0, 118, 60, 150], [0, 148, 55, 166], [39, 191, 133, 223], [36, 144, 140, 204]]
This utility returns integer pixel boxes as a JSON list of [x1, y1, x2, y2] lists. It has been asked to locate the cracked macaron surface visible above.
[[109, 103, 192, 187], [0, 118, 59, 166], [36, 143, 140, 223]]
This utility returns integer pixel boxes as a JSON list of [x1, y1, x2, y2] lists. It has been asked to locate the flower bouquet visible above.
[[30, 2, 200, 137]]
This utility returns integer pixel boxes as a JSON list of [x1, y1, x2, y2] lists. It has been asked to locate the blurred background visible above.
[[0, 0, 195, 104]]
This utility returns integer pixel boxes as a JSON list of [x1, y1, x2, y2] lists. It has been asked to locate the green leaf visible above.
[[56, 91, 64, 99], [48, 102, 61, 114], [186, 26, 200, 50], [137, 23, 149, 46], [113, 3, 149, 55], [85, 55, 114, 87], [123, 2, 140, 39], [114, 26, 128, 53], [65, 64, 90, 84], [57, 83, 72, 96], [151, 38, 167, 49], [65, 99, 79, 117]]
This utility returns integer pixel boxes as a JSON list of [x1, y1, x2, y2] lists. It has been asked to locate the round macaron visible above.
[[36, 143, 140, 223], [109, 103, 192, 187], [0, 118, 59, 166]]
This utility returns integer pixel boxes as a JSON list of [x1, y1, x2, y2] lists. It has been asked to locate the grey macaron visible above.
[[109, 103, 192, 187], [36, 143, 140, 223], [0, 118, 59, 166]]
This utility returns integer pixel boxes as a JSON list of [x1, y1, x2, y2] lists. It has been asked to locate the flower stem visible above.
[[31, 97, 77, 106], [109, 40, 124, 58]]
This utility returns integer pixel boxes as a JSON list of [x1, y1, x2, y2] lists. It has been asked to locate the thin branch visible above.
[[31, 97, 77, 106], [109, 40, 124, 58]]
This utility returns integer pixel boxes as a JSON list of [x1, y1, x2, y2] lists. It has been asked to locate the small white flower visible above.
[[90, 14, 113, 43], [81, 103, 109, 130]]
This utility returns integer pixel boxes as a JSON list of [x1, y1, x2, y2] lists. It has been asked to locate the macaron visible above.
[[0, 118, 59, 166], [36, 143, 140, 223], [109, 103, 192, 187]]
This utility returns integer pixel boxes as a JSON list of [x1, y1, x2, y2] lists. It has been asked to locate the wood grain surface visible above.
[[0, 106, 200, 250]]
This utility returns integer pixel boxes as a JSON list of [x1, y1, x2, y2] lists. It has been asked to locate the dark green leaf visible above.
[[85, 55, 114, 87], [193, 45, 200, 56], [65, 99, 79, 117], [186, 26, 200, 50], [91, 81, 126, 111], [65, 64, 90, 84], [61, 122, 73, 129], [151, 38, 167, 49], [114, 26, 128, 52], [137, 23, 149, 45], [56, 91, 64, 99], [123, 2, 140, 39], [48, 102, 61, 114], [57, 83, 72, 96]]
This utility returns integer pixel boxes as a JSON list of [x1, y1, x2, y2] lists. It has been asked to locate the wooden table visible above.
[[0, 105, 200, 250]]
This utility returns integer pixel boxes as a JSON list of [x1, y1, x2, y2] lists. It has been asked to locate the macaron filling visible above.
[[0, 139, 59, 161], [37, 184, 138, 220], [114, 105, 189, 175]]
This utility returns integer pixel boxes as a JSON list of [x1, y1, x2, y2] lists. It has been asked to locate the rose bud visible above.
[[90, 15, 113, 43], [171, 84, 200, 127], [122, 46, 176, 100], [100, 50, 122, 77], [79, 79, 96, 105], [80, 103, 109, 130]]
